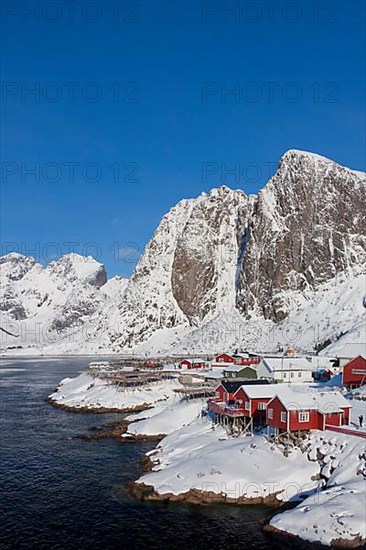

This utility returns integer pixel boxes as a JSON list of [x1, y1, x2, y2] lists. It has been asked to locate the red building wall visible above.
[[179, 359, 205, 369], [288, 409, 320, 431], [322, 408, 350, 427], [234, 356, 261, 366], [251, 397, 272, 416], [234, 388, 274, 420], [215, 385, 227, 402], [215, 353, 235, 363], [233, 388, 251, 416], [266, 397, 320, 431], [342, 356, 366, 387]]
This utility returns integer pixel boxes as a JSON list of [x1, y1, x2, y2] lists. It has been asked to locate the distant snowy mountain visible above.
[[0, 253, 127, 352], [1, 150, 365, 356]]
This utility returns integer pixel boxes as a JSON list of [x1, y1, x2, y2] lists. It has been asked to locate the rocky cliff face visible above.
[[171, 186, 253, 324], [108, 150, 365, 351], [108, 186, 252, 349], [1, 150, 365, 355], [236, 150, 366, 321]]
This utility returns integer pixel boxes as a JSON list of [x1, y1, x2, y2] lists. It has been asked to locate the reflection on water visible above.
[[0, 358, 284, 550]]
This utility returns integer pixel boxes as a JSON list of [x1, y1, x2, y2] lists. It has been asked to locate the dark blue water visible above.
[[0, 358, 286, 550]]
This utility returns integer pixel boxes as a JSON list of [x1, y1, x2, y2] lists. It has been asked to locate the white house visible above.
[[258, 356, 313, 383]]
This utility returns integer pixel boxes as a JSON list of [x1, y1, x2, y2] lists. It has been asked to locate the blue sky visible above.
[[1, 0, 365, 277]]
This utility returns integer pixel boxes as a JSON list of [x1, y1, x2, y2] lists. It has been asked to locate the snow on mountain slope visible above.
[[1, 150, 365, 356], [133, 271, 366, 356], [319, 318, 366, 358], [0, 253, 126, 353]]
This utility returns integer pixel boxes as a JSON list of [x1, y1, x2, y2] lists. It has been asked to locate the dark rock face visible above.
[[235, 150, 366, 321], [171, 186, 251, 324]]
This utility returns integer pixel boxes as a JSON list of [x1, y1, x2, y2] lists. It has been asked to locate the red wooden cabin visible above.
[[215, 353, 236, 364], [213, 380, 244, 402], [209, 380, 272, 418], [266, 391, 351, 433], [342, 356, 366, 388], [233, 384, 278, 424], [179, 358, 206, 370]]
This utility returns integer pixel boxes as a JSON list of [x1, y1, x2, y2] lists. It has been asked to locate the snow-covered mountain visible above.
[[0, 253, 127, 351], [1, 150, 365, 356]]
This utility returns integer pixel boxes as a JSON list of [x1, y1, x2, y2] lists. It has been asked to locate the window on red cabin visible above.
[[215, 391, 220, 398], [258, 402, 267, 410], [280, 411, 287, 423], [298, 411, 309, 422], [268, 408, 273, 419], [245, 402, 250, 410]]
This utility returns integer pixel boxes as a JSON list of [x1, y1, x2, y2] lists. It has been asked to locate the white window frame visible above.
[[245, 401, 250, 411], [280, 411, 287, 423], [268, 408, 273, 419], [298, 411, 310, 423], [258, 402, 267, 410]]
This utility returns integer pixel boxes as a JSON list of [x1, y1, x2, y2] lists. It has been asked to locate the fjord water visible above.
[[1, 358, 281, 550]]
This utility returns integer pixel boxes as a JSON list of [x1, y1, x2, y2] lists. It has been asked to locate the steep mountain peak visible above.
[[205, 185, 246, 198], [0, 253, 39, 282], [0, 252, 36, 265], [47, 253, 107, 288], [279, 149, 365, 179]]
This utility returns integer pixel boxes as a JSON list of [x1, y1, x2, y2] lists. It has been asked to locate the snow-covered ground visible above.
[[135, 417, 319, 501], [48, 372, 181, 411], [270, 432, 366, 547], [133, 412, 365, 546], [124, 397, 204, 437]]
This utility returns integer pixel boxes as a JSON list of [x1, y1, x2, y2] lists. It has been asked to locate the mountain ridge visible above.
[[1, 150, 365, 355]]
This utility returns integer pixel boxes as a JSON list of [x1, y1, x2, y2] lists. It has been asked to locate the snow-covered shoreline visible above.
[[130, 418, 365, 547], [47, 371, 182, 413], [46, 368, 366, 548]]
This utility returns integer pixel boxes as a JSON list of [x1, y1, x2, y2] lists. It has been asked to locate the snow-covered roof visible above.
[[223, 364, 256, 372], [269, 388, 351, 413], [210, 361, 235, 368], [180, 357, 206, 363], [262, 357, 313, 372], [236, 384, 279, 399], [310, 356, 337, 370]]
